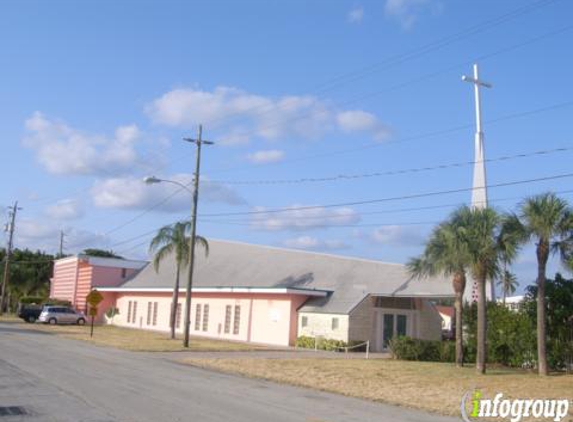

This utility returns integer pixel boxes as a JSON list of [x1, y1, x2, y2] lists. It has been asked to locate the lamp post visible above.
[[144, 124, 213, 348]]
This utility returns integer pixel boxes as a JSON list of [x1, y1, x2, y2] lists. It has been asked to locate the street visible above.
[[0, 322, 457, 422]]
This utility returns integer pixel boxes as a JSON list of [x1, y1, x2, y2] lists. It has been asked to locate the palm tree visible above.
[[497, 270, 517, 305], [149, 221, 209, 340], [407, 219, 470, 367], [450, 206, 520, 374], [516, 193, 573, 375]]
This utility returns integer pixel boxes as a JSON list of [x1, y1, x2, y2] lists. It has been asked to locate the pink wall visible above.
[[110, 291, 314, 347], [50, 257, 142, 312], [50, 259, 79, 304]]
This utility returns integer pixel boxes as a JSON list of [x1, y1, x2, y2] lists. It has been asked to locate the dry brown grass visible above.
[[11, 321, 267, 352], [184, 358, 573, 417]]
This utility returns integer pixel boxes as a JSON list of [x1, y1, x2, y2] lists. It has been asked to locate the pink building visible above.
[[49, 255, 147, 313], [86, 240, 453, 350]]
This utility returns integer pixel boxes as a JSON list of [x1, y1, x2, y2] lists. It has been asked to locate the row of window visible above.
[[126, 300, 159, 326], [126, 301, 241, 334]]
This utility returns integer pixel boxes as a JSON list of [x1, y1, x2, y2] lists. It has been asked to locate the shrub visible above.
[[295, 336, 348, 351], [388, 336, 444, 361], [18, 296, 45, 305]]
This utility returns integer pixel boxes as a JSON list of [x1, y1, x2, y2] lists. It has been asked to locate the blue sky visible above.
[[1, 0, 572, 294]]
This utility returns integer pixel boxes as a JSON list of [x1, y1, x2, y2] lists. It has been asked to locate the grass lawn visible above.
[[5, 318, 267, 352], [184, 358, 573, 417]]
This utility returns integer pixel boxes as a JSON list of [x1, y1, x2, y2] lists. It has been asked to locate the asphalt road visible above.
[[0, 322, 457, 422]]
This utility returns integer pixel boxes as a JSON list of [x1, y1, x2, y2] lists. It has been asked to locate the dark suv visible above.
[[17, 303, 43, 323]]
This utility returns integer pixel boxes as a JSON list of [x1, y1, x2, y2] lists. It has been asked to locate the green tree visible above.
[[407, 218, 470, 367], [515, 193, 573, 375], [149, 221, 209, 339], [0, 248, 54, 311], [82, 249, 124, 259], [497, 270, 518, 304], [449, 206, 520, 374]]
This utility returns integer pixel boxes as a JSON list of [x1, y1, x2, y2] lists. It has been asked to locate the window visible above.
[[176, 303, 182, 329], [301, 316, 308, 327], [121, 268, 127, 278], [194, 304, 201, 331], [374, 297, 414, 310], [127, 301, 132, 323], [233, 305, 241, 335], [132, 301, 138, 324], [224, 305, 232, 334], [202, 304, 209, 332], [152, 302, 158, 326], [146, 302, 152, 325], [331, 317, 339, 330]]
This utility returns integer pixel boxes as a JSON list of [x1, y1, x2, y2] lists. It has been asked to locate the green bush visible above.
[[388, 336, 444, 361], [44, 298, 72, 307], [18, 296, 45, 304], [465, 301, 536, 368], [295, 336, 348, 351]]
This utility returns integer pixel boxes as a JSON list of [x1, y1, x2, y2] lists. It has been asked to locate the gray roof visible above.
[[113, 239, 454, 314]]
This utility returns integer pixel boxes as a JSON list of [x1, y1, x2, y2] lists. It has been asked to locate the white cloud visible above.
[[22, 112, 142, 176], [283, 236, 349, 251], [250, 206, 360, 231], [91, 173, 245, 212], [369, 225, 426, 247], [146, 86, 389, 144], [45, 199, 84, 220], [384, 0, 441, 29], [336, 110, 391, 141], [348, 7, 364, 23], [247, 150, 285, 164], [14, 219, 109, 254]]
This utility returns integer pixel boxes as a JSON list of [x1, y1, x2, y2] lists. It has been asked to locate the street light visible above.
[[143, 176, 192, 192], [143, 125, 212, 348]]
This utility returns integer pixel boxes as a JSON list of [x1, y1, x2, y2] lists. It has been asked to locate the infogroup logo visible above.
[[461, 391, 570, 422]]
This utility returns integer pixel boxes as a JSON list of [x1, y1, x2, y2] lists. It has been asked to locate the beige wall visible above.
[[348, 297, 373, 342], [416, 300, 442, 341], [298, 312, 349, 342], [299, 296, 443, 351]]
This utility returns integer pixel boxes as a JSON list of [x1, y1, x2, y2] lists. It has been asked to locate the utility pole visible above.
[[462, 64, 495, 303], [1, 201, 20, 315], [59, 230, 65, 257], [182, 125, 213, 348]]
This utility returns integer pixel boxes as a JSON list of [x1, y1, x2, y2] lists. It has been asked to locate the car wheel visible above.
[[27, 315, 37, 323], [77, 318, 86, 326], [48, 318, 57, 325]]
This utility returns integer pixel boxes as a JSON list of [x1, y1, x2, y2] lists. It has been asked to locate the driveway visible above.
[[0, 322, 456, 422]]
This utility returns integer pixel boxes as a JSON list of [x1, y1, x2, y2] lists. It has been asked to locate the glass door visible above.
[[382, 314, 394, 348]]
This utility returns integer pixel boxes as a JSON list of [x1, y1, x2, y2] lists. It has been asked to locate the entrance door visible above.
[[375, 313, 409, 351], [382, 314, 394, 348]]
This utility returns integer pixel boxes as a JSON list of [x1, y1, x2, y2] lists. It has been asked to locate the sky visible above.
[[1, 0, 572, 295]]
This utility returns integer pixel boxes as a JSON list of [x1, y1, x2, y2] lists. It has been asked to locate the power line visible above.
[[105, 188, 573, 253], [197, 0, 562, 133], [210, 145, 572, 186], [199, 172, 573, 218], [207, 99, 573, 175]]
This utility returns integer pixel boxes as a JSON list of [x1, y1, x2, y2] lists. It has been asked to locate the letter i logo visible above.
[[471, 391, 482, 417]]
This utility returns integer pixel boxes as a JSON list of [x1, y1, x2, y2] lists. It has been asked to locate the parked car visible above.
[[16, 303, 43, 323], [38, 306, 86, 325]]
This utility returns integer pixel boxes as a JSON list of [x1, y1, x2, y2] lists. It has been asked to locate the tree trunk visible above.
[[536, 241, 549, 376], [453, 272, 466, 367], [476, 272, 487, 374], [170, 262, 181, 340]]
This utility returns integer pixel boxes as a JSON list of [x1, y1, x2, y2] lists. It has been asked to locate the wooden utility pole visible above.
[[1, 201, 20, 314], [182, 125, 213, 348], [59, 230, 65, 257]]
